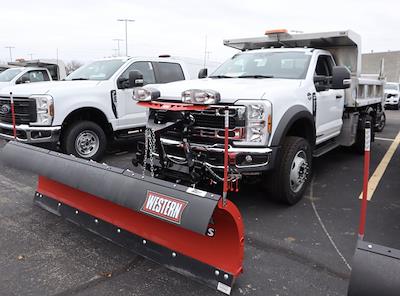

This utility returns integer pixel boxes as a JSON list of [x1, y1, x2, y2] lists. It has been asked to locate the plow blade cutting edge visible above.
[[1, 141, 244, 295]]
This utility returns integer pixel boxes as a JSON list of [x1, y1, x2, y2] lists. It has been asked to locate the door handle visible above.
[[336, 95, 343, 99]]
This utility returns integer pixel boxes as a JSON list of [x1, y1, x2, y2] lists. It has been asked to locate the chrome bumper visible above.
[[0, 122, 61, 143], [160, 138, 273, 170]]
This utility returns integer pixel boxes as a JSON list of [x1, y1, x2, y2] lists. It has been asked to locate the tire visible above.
[[353, 114, 374, 154], [396, 102, 400, 110], [61, 121, 107, 161], [268, 136, 312, 205], [375, 112, 386, 132]]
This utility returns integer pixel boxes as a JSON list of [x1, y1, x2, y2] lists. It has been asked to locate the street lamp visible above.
[[112, 38, 124, 56], [117, 19, 135, 56], [5, 46, 15, 62]]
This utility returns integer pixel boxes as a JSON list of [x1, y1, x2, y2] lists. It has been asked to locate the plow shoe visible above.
[[348, 240, 400, 296], [1, 141, 244, 294]]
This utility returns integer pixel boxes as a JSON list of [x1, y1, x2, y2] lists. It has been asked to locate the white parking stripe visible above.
[[375, 137, 395, 142], [359, 131, 400, 201]]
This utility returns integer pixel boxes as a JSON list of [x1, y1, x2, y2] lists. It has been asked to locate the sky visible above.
[[0, 0, 399, 65]]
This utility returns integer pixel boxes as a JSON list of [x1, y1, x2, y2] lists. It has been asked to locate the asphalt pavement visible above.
[[0, 111, 399, 296]]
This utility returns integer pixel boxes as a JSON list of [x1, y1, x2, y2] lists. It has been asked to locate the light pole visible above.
[[112, 38, 124, 56], [117, 19, 135, 56], [5, 46, 15, 62]]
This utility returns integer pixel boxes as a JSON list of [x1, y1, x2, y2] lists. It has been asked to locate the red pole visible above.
[[10, 92, 17, 139], [358, 121, 371, 240], [222, 107, 229, 207]]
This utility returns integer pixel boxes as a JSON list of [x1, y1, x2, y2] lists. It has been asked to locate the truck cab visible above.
[[0, 67, 53, 90]]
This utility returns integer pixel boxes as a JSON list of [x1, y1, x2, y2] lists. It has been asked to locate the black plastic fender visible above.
[[270, 105, 315, 147]]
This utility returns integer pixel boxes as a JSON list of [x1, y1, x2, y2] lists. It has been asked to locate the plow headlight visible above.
[[181, 89, 220, 105], [30, 95, 54, 126], [133, 87, 160, 102]]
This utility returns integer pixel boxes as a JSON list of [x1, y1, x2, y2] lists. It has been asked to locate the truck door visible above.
[[314, 55, 344, 144], [115, 61, 156, 129]]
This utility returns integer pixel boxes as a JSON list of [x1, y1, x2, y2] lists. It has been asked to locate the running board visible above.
[[313, 139, 339, 157]]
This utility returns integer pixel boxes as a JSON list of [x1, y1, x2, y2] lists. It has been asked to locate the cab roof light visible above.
[[265, 29, 288, 35]]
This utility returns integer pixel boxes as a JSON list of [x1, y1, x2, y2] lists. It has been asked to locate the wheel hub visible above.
[[289, 150, 309, 193], [75, 130, 99, 158]]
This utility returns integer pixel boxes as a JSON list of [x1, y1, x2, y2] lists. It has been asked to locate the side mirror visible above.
[[314, 75, 329, 92], [117, 77, 129, 89], [129, 70, 144, 88], [198, 68, 208, 79], [331, 66, 351, 89]]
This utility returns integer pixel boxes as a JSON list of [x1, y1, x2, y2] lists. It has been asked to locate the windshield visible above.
[[66, 60, 125, 81], [385, 83, 399, 91], [211, 51, 311, 79], [0, 68, 23, 82]]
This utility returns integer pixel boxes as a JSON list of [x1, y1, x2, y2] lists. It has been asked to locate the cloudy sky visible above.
[[0, 0, 398, 65]]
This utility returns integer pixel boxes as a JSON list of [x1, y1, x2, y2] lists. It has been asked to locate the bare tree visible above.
[[66, 60, 83, 75]]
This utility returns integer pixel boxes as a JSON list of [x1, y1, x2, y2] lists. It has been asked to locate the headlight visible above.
[[30, 95, 54, 126], [133, 87, 160, 102], [181, 89, 220, 105], [234, 100, 272, 147]]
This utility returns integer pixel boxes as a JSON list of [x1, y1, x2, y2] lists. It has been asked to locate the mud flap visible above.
[[348, 240, 400, 296], [1, 141, 244, 294]]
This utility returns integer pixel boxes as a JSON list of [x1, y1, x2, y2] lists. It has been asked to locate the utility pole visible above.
[[5, 46, 15, 62], [112, 38, 124, 56], [112, 49, 119, 57], [203, 35, 208, 68], [117, 19, 135, 56], [27, 53, 34, 60]]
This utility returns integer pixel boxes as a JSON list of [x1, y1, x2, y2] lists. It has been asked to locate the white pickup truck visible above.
[[0, 56, 204, 160], [384, 82, 400, 109], [133, 30, 385, 204]]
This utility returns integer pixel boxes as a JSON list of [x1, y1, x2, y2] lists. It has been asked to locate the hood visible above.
[[384, 89, 399, 95], [0, 81, 11, 91], [0, 80, 102, 97], [152, 78, 302, 103]]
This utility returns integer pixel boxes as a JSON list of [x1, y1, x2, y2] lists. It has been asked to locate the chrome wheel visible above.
[[75, 130, 99, 158], [289, 150, 309, 193]]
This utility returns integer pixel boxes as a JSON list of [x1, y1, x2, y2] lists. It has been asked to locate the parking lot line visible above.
[[359, 131, 400, 201], [375, 136, 395, 142]]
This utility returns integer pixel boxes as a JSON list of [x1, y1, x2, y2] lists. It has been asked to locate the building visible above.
[[362, 51, 400, 82]]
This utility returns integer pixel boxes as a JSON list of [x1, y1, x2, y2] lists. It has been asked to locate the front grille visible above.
[[153, 105, 245, 130], [0, 97, 37, 124], [151, 105, 246, 145]]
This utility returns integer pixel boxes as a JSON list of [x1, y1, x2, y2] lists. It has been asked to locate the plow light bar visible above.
[[181, 89, 221, 105], [133, 87, 160, 102]]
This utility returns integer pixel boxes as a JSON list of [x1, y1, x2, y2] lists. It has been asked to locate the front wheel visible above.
[[268, 136, 312, 205], [61, 121, 107, 161]]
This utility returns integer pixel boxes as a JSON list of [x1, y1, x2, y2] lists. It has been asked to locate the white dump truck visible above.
[[132, 29, 385, 204]]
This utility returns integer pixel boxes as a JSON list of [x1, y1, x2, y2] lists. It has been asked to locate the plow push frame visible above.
[[0, 100, 245, 295]]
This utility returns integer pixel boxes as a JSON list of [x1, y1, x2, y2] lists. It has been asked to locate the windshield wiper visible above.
[[209, 75, 233, 79], [238, 75, 274, 79], [71, 78, 89, 81]]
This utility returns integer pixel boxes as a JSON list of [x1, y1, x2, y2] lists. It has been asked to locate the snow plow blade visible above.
[[1, 141, 244, 294], [347, 240, 400, 296]]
